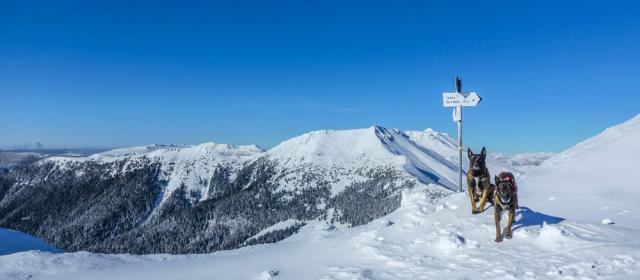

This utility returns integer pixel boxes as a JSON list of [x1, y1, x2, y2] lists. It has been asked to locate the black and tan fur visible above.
[[466, 147, 493, 214], [493, 172, 519, 242]]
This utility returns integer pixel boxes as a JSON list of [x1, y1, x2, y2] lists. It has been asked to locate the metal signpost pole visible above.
[[442, 77, 482, 193], [455, 77, 463, 193]]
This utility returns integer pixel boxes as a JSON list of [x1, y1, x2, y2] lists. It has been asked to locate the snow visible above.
[[1, 186, 639, 279], [268, 125, 518, 194], [268, 126, 398, 166], [521, 114, 640, 229], [95, 144, 184, 157], [46, 142, 265, 207], [4, 116, 640, 278], [41, 125, 520, 208], [490, 152, 555, 173], [0, 228, 61, 255]]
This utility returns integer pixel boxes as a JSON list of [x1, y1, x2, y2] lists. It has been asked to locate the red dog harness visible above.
[[496, 175, 518, 193]]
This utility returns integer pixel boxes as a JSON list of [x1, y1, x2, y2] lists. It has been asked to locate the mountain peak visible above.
[[268, 126, 393, 165]]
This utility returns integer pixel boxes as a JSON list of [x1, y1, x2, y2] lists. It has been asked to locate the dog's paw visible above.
[[505, 233, 512, 239], [495, 237, 502, 243], [472, 210, 479, 215]]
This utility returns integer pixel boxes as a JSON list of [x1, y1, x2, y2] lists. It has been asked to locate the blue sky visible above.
[[1, 1, 639, 153]]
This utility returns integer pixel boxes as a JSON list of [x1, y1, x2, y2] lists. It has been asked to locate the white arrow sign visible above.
[[461, 92, 482, 106], [442, 92, 482, 107]]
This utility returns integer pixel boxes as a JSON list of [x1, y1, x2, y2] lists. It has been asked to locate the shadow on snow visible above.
[[512, 206, 564, 232]]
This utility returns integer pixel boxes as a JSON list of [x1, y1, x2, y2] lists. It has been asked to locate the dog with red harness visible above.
[[493, 172, 519, 242]]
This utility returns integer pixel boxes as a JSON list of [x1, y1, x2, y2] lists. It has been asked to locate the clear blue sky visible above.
[[1, 1, 639, 153]]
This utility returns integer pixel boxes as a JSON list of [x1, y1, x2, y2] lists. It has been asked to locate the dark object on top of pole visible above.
[[455, 76, 462, 93]]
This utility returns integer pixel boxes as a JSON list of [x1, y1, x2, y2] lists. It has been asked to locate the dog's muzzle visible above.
[[499, 194, 512, 204]]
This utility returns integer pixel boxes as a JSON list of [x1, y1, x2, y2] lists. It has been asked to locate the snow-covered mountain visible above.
[[49, 142, 265, 206], [522, 114, 640, 229], [265, 126, 513, 194], [0, 126, 513, 254], [2, 116, 640, 279]]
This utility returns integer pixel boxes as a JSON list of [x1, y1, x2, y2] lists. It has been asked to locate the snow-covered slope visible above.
[[267, 126, 515, 193], [0, 228, 60, 255], [490, 152, 555, 173], [47, 142, 265, 205], [2, 186, 639, 279], [3, 118, 640, 278], [3, 125, 517, 255], [522, 114, 640, 229], [46, 126, 514, 207]]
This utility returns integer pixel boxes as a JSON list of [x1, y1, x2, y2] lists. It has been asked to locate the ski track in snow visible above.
[[1, 187, 639, 280]]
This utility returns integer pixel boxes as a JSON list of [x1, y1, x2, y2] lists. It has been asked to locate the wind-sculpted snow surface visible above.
[[1, 126, 496, 254], [522, 114, 640, 229]]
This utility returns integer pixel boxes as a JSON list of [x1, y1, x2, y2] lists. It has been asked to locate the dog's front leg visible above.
[[467, 186, 478, 214], [494, 204, 502, 242], [505, 209, 515, 239], [478, 187, 489, 213]]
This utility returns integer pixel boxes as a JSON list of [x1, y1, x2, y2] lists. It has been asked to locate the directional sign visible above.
[[441, 77, 482, 193], [443, 92, 464, 107], [461, 92, 482, 107], [442, 92, 482, 107]]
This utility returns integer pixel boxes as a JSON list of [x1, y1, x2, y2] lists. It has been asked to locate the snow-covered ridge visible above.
[[266, 125, 515, 192], [44, 142, 265, 205], [268, 126, 401, 166], [522, 114, 640, 229], [538, 114, 640, 169], [489, 152, 555, 173], [40, 126, 517, 208]]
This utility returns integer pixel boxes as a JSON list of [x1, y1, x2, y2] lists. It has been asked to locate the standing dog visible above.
[[466, 147, 493, 214], [494, 172, 519, 242]]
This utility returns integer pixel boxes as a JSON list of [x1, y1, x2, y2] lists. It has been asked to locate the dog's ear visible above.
[[494, 175, 500, 184], [467, 148, 473, 159], [481, 147, 486, 157]]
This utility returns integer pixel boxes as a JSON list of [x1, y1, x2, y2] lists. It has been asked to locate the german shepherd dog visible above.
[[466, 147, 493, 214], [494, 172, 519, 242]]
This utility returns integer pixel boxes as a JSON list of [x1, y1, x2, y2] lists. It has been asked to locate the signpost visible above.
[[442, 77, 482, 192]]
